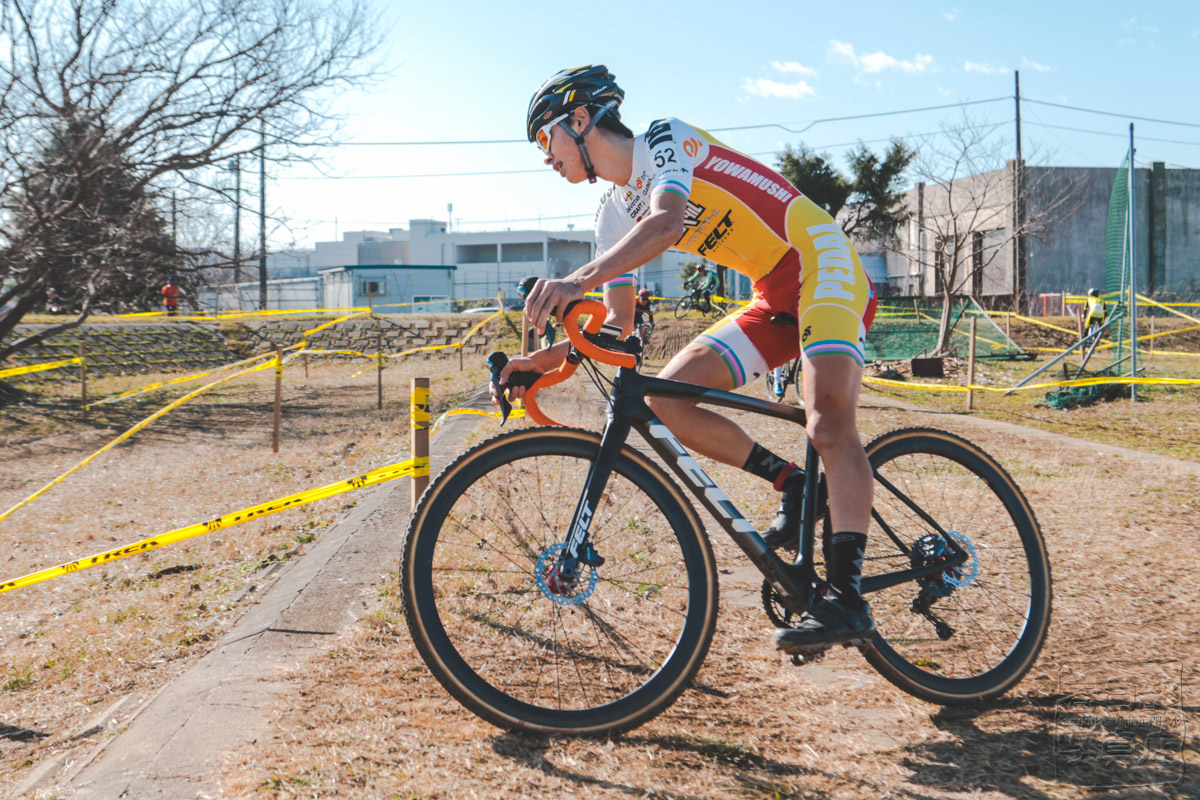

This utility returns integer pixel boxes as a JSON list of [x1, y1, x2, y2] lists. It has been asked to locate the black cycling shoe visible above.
[[772, 597, 875, 653], [762, 473, 803, 551]]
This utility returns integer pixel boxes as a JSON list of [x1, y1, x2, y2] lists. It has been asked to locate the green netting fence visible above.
[[866, 296, 1024, 361]]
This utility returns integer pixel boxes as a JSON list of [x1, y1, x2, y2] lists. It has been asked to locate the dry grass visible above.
[[217, 355, 1197, 799], [3, 318, 1199, 798], [0, 351, 491, 791]]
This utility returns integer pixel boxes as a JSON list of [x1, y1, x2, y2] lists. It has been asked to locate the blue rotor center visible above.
[[535, 543, 599, 606], [913, 531, 979, 597]]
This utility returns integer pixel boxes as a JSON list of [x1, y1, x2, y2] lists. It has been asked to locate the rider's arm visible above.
[[604, 282, 637, 338], [524, 192, 687, 332]]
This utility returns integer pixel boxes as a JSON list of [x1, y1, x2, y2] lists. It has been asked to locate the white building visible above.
[[201, 219, 713, 311]]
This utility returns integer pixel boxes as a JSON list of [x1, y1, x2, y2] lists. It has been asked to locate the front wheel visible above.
[[860, 428, 1051, 705], [673, 297, 691, 319], [401, 427, 719, 735]]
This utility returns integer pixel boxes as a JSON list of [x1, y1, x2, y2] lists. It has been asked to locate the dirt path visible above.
[[12, 372, 1200, 799]]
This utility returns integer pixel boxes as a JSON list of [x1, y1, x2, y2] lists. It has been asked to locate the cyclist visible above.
[[1083, 288, 1106, 337], [499, 65, 877, 652], [634, 288, 656, 333], [684, 264, 717, 311]]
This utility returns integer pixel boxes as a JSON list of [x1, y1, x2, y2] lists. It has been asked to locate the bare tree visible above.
[[0, 0, 382, 361], [904, 113, 1083, 355]]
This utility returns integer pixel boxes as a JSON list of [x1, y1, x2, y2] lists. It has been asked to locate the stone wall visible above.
[[2, 315, 502, 379]]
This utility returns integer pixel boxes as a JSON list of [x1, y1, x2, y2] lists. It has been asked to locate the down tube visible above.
[[632, 417, 810, 604]]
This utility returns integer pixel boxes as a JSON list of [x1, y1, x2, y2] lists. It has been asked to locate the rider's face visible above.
[[542, 109, 589, 184]]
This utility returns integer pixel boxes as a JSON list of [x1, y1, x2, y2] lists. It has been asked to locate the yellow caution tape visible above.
[[0, 357, 83, 379], [302, 311, 369, 341], [864, 374, 1200, 393], [411, 385, 430, 430], [1137, 294, 1200, 327], [0, 360, 276, 526], [85, 351, 279, 409], [0, 456, 429, 593], [429, 406, 525, 437]]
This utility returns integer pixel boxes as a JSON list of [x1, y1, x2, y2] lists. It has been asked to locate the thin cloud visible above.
[[829, 40, 933, 74], [771, 60, 817, 77], [1021, 57, 1052, 72], [741, 77, 817, 100], [944, 8, 960, 21], [965, 60, 1006, 75]]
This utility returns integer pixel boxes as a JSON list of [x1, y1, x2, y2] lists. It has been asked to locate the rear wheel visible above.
[[860, 428, 1051, 704], [401, 427, 719, 735]]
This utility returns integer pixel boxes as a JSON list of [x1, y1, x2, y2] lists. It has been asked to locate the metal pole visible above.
[[272, 346, 282, 452], [966, 318, 977, 411], [79, 342, 88, 417], [233, 156, 242, 287], [1013, 70, 1026, 314], [411, 377, 430, 511], [1128, 124, 1138, 401], [377, 333, 384, 411], [259, 120, 268, 311]]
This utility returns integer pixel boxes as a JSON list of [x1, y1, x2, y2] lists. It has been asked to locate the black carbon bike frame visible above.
[[558, 365, 970, 617]]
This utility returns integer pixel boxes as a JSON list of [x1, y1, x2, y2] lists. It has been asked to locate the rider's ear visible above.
[[571, 106, 590, 132]]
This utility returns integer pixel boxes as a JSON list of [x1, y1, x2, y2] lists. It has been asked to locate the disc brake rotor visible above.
[[535, 543, 599, 606]]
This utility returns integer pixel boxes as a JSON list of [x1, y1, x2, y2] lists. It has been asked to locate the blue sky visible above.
[[268, 1, 1200, 249]]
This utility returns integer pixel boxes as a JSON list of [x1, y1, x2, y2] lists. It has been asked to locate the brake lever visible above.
[[485, 351, 540, 426], [486, 351, 513, 423]]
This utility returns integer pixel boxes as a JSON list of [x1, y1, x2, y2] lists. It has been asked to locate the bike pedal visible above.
[[788, 648, 829, 667]]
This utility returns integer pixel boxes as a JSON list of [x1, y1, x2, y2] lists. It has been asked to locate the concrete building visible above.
[[319, 264, 457, 312], [881, 162, 1200, 307], [202, 218, 709, 311]]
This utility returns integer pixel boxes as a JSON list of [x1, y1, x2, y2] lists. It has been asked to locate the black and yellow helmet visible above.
[[526, 65, 624, 144]]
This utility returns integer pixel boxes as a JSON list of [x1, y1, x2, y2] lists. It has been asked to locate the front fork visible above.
[[555, 416, 631, 582]]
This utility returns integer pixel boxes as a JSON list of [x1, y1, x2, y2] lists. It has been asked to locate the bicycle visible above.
[[401, 288, 1052, 736], [765, 356, 802, 404], [673, 290, 723, 319], [633, 316, 654, 370]]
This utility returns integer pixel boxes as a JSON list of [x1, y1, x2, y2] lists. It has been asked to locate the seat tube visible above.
[[564, 415, 632, 558], [795, 439, 821, 567]]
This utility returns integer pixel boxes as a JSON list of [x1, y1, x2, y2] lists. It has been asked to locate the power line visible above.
[[338, 97, 1011, 147], [278, 131, 965, 182], [1024, 98, 1200, 129], [710, 97, 1009, 135], [1026, 121, 1200, 147]]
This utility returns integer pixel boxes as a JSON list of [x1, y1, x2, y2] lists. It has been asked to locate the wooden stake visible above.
[[411, 377, 430, 510], [1005, 310, 1011, 340], [79, 342, 88, 417], [376, 333, 384, 411], [1149, 315, 1155, 360], [303, 352, 309, 379], [272, 346, 283, 453], [966, 318, 977, 411]]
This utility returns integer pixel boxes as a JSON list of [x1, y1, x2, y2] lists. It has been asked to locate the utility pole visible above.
[[1013, 70, 1027, 314], [1129, 124, 1138, 402], [259, 119, 268, 311], [232, 156, 242, 286]]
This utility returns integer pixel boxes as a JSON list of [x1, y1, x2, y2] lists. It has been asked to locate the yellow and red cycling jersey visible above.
[[596, 118, 875, 382]]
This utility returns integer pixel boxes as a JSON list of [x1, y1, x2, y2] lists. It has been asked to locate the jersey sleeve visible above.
[[593, 189, 637, 290], [645, 118, 695, 202]]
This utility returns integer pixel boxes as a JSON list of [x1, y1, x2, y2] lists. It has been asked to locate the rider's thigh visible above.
[[801, 352, 864, 450], [647, 342, 738, 421], [657, 341, 738, 390]]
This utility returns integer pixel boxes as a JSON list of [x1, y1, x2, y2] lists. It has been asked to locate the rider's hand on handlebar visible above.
[[489, 356, 544, 405], [524, 277, 585, 335]]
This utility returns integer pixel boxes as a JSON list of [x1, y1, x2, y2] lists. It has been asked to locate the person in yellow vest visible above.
[[1083, 288, 1106, 337]]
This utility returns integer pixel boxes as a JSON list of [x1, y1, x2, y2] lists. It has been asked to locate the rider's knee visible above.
[[805, 409, 859, 457]]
